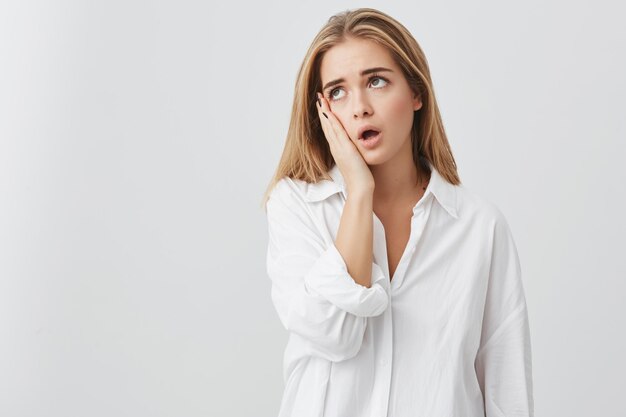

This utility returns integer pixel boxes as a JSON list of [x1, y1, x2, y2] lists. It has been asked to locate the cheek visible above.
[[389, 95, 411, 116], [384, 96, 415, 128]]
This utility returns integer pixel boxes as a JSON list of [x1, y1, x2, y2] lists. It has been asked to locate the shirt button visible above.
[[379, 358, 388, 367]]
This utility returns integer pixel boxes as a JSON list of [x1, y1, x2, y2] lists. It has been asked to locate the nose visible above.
[[352, 91, 373, 119]]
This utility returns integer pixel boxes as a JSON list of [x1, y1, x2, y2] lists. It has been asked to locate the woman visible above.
[[262, 8, 534, 417]]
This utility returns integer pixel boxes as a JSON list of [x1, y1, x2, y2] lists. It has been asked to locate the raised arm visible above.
[[266, 180, 389, 362]]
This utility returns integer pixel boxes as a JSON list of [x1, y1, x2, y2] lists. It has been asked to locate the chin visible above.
[[360, 150, 388, 166]]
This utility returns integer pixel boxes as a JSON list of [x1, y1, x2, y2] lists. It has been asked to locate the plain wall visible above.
[[1, 1, 624, 416]]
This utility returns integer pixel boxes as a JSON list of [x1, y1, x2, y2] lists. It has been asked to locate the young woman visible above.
[[262, 8, 534, 417]]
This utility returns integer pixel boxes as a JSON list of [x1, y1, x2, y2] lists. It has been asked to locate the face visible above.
[[319, 37, 422, 165]]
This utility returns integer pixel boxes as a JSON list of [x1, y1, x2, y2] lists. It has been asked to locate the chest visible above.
[[375, 209, 413, 281]]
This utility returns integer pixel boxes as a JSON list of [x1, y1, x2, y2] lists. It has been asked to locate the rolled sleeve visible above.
[[474, 208, 534, 417], [304, 241, 389, 317], [265, 180, 389, 362]]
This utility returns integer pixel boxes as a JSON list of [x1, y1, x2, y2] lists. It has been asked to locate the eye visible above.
[[326, 75, 390, 102], [370, 76, 387, 88]]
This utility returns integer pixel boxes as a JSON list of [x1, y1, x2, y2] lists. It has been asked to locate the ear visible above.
[[412, 90, 423, 111]]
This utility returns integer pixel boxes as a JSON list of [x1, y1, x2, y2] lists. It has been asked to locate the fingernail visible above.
[[322, 112, 328, 119]]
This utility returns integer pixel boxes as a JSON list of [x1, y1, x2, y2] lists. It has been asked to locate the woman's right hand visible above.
[[315, 92, 375, 194]]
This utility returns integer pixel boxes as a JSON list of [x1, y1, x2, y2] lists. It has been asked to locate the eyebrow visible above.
[[322, 67, 393, 92]]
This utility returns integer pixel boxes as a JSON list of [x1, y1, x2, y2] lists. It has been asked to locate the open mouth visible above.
[[360, 129, 380, 140]]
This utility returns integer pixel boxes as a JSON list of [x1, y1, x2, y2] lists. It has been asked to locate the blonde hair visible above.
[[260, 7, 461, 210]]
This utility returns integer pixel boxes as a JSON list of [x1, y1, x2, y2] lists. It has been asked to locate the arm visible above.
[[474, 209, 534, 417], [335, 186, 376, 288], [266, 180, 389, 362]]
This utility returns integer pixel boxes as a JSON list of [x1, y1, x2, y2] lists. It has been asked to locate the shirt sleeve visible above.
[[265, 180, 390, 362], [474, 208, 535, 417]]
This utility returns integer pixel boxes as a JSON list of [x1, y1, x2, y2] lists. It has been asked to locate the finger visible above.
[[316, 92, 341, 141], [316, 92, 337, 146], [317, 93, 348, 143], [316, 92, 331, 122], [317, 93, 329, 119]]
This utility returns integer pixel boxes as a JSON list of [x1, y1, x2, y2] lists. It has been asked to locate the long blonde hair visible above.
[[260, 7, 460, 210]]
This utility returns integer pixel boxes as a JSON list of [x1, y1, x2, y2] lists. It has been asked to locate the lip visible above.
[[357, 124, 382, 140], [359, 132, 382, 149]]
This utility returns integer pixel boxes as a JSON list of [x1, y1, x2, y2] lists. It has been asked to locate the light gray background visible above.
[[1, 1, 624, 416]]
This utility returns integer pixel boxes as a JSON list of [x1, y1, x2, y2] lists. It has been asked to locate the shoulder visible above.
[[455, 185, 519, 262], [267, 177, 310, 208], [266, 177, 324, 228], [265, 177, 334, 243], [268, 175, 340, 208], [455, 184, 511, 229]]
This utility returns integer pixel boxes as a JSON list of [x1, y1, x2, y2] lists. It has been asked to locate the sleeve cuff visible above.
[[303, 242, 390, 317]]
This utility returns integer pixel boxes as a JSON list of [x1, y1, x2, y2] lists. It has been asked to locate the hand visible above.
[[315, 92, 375, 193]]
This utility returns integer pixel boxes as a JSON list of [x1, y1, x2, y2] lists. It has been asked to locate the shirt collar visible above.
[[301, 164, 344, 202], [303, 160, 459, 219]]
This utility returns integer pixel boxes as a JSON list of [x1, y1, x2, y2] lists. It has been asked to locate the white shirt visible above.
[[265, 160, 534, 417]]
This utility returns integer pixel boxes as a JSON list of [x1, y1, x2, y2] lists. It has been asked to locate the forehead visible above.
[[320, 38, 396, 81]]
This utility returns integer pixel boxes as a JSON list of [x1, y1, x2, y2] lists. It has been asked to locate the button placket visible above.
[[377, 301, 393, 417], [391, 197, 435, 290]]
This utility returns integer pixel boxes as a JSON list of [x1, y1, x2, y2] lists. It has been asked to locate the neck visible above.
[[370, 139, 430, 202]]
